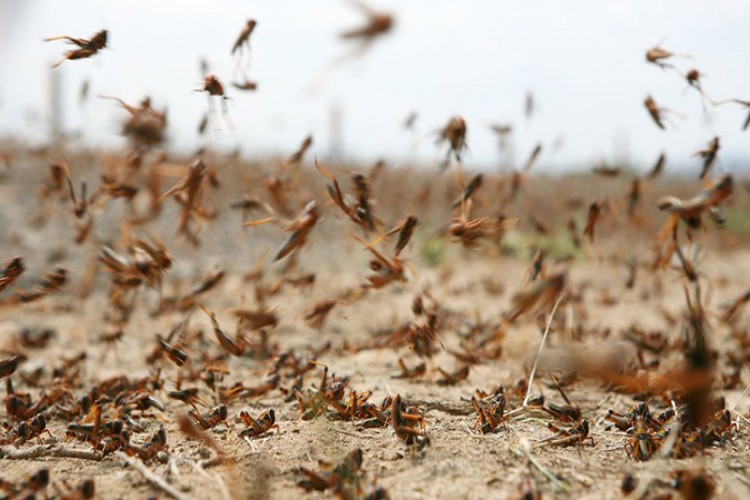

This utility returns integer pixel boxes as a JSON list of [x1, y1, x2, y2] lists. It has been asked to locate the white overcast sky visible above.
[[0, 0, 749, 173]]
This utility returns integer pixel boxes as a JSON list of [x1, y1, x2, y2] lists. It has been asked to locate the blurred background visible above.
[[0, 0, 749, 173]]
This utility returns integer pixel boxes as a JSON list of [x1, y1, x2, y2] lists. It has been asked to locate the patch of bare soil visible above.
[[1, 147, 749, 499]]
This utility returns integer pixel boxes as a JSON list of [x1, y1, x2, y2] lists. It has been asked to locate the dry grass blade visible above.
[[0, 445, 103, 461], [116, 451, 193, 500], [523, 292, 567, 407]]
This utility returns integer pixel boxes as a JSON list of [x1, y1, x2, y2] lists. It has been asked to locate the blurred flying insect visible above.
[[340, 0, 394, 55], [505, 143, 542, 204], [391, 358, 426, 379], [176, 413, 225, 465], [157, 335, 189, 367], [197, 113, 209, 135], [245, 201, 320, 262], [403, 111, 418, 130], [392, 215, 418, 257], [197, 74, 233, 130], [522, 144, 543, 172], [627, 178, 641, 219], [567, 216, 582, 248], [201, 305, 251, 356], [46, 29, 107, 68], [489, 123, 512, 136], [436, 116, 468, 168], [316, 160, 379, 234], [721, 289, 750, 324], [62, 162, 89, 219], [366, 214, 418, 258], [231, 80, 258, 92], [592, 163, 621, 177], [275, 200, 319, 261], [231, 19, 257, 57], [714, 98, 750, 131], [14, 267, 68, 304], [285, 272, 316, 290], [304, 300, 337, 329], [645, 42, 689, 69], [231, 302, 279, 331], [625, 257, 638, 289], [166, 268, 225, 310], [450, 209, 517, 249], [516, 477, 541, 500], [352, 253, 410, 305], [527, 249, 545, 283], [646, 153, 666, 180], [684, 69, 708, 97], [52, 477, 95, 500], [351, 173, 378, 232], [231, 196, 273, 222], [681, 68, 715, 112], [79, 79, 90, 106], [584, 200, 603, 243], [505, 272, 566, 322], [489, 123, 513, 154], [354, 234, 408, 289], [451, 173, 483, 209], [99, 238, 173, 294], [297, 448, 366, 495], [311, 1, 394, 91], [436, 365, 469, 386], [0, 257, 25, 294], [657, 174, 733, 241], [0, 355, 23, 380], [288, 135, 313, 166], [694, 136, 720, 180], [525, 91, 535, 119], [449, 166, 517, 249], [1, 468, 50, 498], [100, 95, 167, 150], [159, 157, 210, 244], [644, 95, 680, 130]]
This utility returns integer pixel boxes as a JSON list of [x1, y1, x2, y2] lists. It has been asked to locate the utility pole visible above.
[[48, 69, 63, 143], [328, 101, 343, 162]]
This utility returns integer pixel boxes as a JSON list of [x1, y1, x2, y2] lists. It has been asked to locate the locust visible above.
[[198, 74, 233, 130], [0, 257, 24, 293], [46, 29, 107, 68], [644, 95, 670, 130], [436, 115, 468, 168], [232, 20, 258, 56], [645, 43, 689, 69], [647, 153, 666, 180], [201, 305, 252, 356], [239, 408, 279, 438], [340, 1, 393, 45], [694, 136, 720, 180]]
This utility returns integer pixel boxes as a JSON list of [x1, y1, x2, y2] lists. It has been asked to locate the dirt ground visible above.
[[1, 145, 749, 499]]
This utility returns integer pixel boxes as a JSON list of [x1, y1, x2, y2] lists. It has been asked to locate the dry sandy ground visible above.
[[1, 146, 749, 499]]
